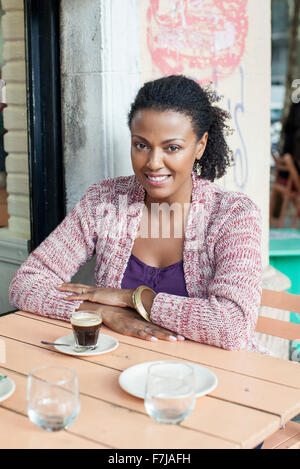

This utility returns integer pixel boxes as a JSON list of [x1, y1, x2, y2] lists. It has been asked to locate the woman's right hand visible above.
[[77, 302, 184, 342]]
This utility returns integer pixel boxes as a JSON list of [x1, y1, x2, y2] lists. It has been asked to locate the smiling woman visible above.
[[8, 75, 266, 353], [130, 109, 208, 208], [128, 75, 233, 183]]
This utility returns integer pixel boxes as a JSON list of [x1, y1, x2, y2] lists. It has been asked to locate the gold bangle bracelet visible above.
[[132, 285, 155, 322]]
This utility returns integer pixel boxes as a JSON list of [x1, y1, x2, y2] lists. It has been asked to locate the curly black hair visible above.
[[128, 75, 233, 182]]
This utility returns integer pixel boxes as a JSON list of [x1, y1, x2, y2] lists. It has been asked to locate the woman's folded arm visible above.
[[150, 200, 263, 351], [9, 185, 99, 320]]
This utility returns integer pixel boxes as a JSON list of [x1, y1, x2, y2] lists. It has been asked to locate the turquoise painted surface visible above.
[[269, 229, 300, 357]]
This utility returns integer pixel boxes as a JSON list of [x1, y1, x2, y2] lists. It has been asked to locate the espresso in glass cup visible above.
[[71, 311, 102, 351]]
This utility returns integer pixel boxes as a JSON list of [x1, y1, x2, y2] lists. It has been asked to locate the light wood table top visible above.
[[1, 311, 300, 449]]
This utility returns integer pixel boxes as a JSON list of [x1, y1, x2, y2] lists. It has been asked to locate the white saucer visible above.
[[0, 375, 16, 402], [54, 333, 119, 356], [119, 360, 218, 399]]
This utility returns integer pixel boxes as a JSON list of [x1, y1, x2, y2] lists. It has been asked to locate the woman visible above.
[[9, 75, 263, 351], [282, 101, 300, 175]]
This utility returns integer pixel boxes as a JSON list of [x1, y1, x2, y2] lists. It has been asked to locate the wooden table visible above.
[[1, 311, 300, 449]]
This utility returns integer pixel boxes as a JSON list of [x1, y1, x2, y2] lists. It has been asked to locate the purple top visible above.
[[121, 253, 189, 297]]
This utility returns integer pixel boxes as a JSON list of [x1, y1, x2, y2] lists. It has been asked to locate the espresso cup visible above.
[[71, 311, 102, 351]]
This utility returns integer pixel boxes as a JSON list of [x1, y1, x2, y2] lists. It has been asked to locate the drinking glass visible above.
[[27, 366, 80, 431], [144, 361, 195, 424], [71, 311, 102, 351]]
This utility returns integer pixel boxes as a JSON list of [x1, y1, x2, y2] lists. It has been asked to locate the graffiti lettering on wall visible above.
[[146, 0, 249, 190], [147, 0, 248, 84], [228, 67, 248, 190]]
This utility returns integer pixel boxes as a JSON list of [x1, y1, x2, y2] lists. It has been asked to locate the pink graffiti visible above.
[[147, 0, 248, 84]]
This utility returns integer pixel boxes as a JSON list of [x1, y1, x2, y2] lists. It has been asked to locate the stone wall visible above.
[[1, 0, 29, 239], [60, 0, 141, 212], [0, 0, 29, 313]]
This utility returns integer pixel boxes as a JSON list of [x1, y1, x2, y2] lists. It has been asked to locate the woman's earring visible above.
[[195, 161, 202, 177]]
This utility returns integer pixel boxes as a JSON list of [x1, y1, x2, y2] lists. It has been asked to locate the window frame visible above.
[[24, 0, 65, 251]]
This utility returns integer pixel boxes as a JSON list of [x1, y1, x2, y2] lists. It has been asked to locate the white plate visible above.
[[54, 333, 119, 356], [0, 375, 16, 402], [119, 360, 218, 399]]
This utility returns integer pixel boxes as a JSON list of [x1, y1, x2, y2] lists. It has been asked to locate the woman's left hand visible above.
[[56, 283, 134, 308]]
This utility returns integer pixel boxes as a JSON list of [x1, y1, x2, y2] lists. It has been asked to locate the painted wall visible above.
[[60, 0, 141, 212], [138, 0, 271, 267]]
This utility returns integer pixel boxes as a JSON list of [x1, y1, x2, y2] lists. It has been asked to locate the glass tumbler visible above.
[[144, 361, 196, 424], [71, 311, 102, 351], [27, 366, 80, 432]]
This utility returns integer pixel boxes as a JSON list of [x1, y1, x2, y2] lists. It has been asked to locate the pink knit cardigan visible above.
[[9, 172, 264, 352]]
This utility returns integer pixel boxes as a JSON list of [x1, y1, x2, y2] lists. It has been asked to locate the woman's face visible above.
[[130, 109, 208, 205]]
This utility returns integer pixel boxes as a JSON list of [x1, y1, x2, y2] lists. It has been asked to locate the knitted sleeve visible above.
[[9, 184, 99, 321], [150, 198, 263, 351]]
